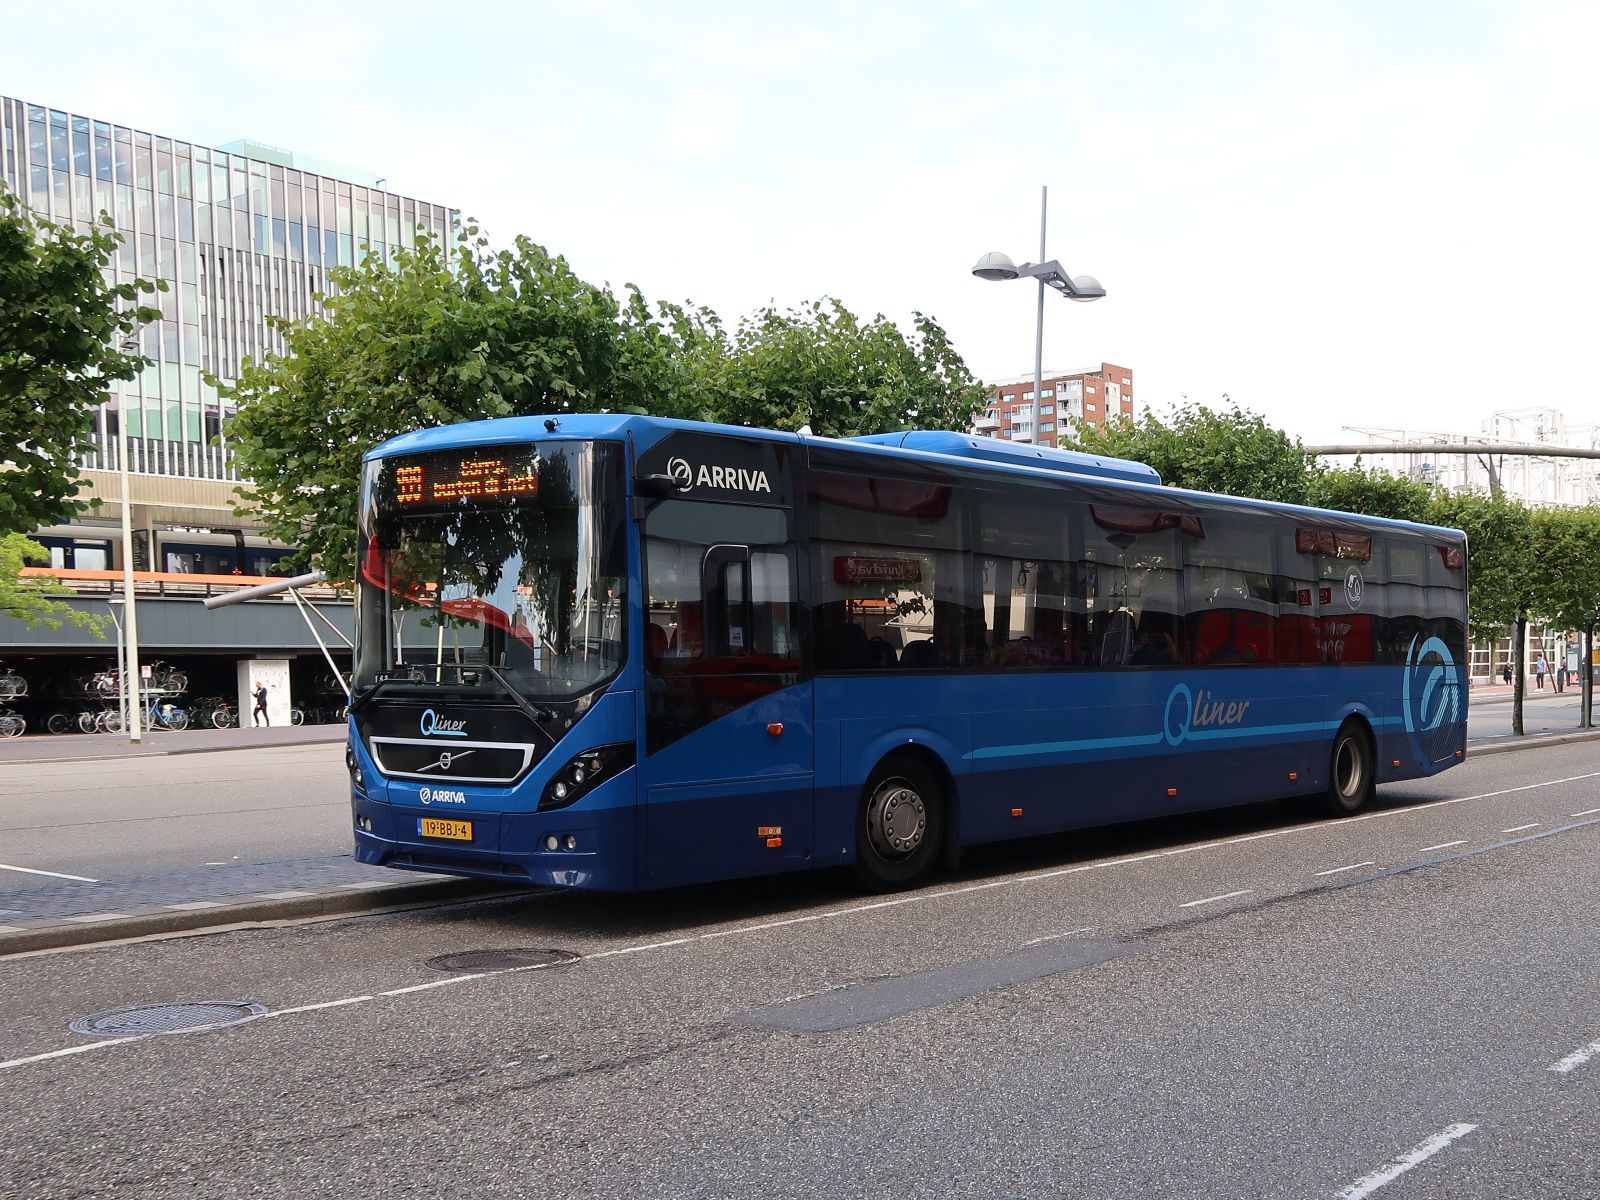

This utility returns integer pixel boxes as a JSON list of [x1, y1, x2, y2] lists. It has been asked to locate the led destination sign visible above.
[[390, 448, 540, 508]]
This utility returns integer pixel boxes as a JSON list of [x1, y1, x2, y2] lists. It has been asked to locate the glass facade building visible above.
[[0, 95, 456, 482]]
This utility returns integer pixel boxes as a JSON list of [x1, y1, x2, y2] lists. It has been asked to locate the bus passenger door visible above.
[[640, 498, 813, 888]]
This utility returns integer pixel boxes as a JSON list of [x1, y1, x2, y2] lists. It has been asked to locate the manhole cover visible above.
[[424, 948, 579, 974], [69, 1000, 268, 1038]]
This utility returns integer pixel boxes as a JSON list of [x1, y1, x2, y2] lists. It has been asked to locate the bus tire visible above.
[[1322, 720, 1375, 817], [853, 753, 945, 892]]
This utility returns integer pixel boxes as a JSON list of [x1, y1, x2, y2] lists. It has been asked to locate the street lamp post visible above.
[[116, 337, 142, 743], [105, 596, 126, 733], [972, 185, 1105, 439]]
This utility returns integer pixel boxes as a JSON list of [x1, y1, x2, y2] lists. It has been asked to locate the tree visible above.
[[1429, 490, 1536, 733], [1529, 506, 1600, 728], [1306, 465, 1436, 522], [0, 188, 162, 534], [698, 300, 987, 438], [0, 533, 105, 634], [224, 225, 987, 581], [222, 225, 691, 580], [1061, 402, 1317, 504]]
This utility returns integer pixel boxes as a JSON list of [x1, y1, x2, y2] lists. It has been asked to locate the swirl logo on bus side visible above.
[[1401, 634, 1461, 737]]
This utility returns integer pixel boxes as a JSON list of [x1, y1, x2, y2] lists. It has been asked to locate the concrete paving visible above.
[[0, 720, 346, 763]]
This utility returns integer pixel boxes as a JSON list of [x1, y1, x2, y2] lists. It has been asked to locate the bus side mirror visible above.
[[635, 473, 687, 498]]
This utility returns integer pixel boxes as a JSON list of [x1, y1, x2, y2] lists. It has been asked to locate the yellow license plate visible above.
[[417, 817, 473, 841]]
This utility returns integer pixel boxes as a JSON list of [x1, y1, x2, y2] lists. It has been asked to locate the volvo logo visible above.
[[419, 708, 468, 737]]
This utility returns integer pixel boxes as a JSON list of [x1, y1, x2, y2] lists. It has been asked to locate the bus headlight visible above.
[[539, 743, 635, 811]]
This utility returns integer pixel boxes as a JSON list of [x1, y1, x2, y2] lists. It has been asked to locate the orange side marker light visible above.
[[1288, 772, 1298, 781], [1011, 807, 1024, 818], [1167, 788, 1178, 797], [766, 723, 784, 736], [765, 836, 783, 848]]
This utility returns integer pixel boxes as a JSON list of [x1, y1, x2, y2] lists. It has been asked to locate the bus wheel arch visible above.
[[1322, 716, 1376, 817], [852, 747, 952, 892]]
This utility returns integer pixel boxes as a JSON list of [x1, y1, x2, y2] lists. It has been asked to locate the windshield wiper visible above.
[[471, 662, 562, 736]]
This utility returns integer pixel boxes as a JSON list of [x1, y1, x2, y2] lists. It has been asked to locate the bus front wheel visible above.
[[853, 754, 944, 892], [1322, 722, 1375, 817]]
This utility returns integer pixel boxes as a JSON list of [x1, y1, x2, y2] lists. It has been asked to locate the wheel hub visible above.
[[867, 780, 926, 858]]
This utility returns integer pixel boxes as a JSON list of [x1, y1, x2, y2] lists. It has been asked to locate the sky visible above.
[[9, 0, 1598, 444]]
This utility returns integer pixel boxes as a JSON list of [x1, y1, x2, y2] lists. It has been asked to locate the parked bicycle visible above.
[[144, 697, 189, 732], [0, 706, 25, 738], [187, 696, 237, 729], [0, 663, 28, 700]]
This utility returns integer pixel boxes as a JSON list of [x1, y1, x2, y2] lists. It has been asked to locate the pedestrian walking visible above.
[[1535, 653, 1548, 690], [1501, 661, 1512, 686], [252, 681, 269, 726]]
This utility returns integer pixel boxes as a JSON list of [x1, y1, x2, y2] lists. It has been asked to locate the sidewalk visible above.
[[1469, 679, 1592, 705], [1, 721, 346, 763], [0, 853, 514, 954]]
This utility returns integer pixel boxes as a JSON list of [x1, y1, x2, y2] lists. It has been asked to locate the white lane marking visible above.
[[1314, 862, 1376, 876], [380, 975, 485, 997], [10, 768, 1600, 1073], [1336, 1123, 1478, 1199], [268, 996, 373, 1017], [587, 937, 695, 959], [1548, 1038, 1600, 1074], [1502, 824, 1540, 833], [1180, 889, 1252, 908], [1022, 926, 1094, 947], [1573, 808, 1600, 817], [1417, 841, 1466, 853], [0, 862, 99, 882], [0, 1037, 141, 1071]]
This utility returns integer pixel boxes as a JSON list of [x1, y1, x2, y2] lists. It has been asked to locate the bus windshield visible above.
[[355, 440, 627, 702]]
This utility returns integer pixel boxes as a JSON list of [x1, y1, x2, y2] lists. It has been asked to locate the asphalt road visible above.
[[0, 744, 349, 890], [4, 743, 1600, 1198]]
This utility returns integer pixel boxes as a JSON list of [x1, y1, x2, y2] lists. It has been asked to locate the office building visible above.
[[0, 94, 457, 728]]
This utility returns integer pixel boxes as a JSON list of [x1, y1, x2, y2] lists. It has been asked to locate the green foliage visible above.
[[0, 187, 163, 535], [699, 300, 987, 438], [1306, 466, 1437, 522], [1530, 506, 1600, 631], [0, 533, 106, 634], [1426, 489, 1535, 635], [224, 224, 985, 581], [1062, 402, 1317, 504], [222, 225, 669, 579]]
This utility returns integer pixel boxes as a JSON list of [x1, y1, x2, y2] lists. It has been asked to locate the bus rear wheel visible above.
[[1322, 722, 1375, 817], [853, 754, 944, 892]]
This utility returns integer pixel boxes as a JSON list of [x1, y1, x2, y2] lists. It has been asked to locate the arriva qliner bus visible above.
[[347, 415, 1468, 892]]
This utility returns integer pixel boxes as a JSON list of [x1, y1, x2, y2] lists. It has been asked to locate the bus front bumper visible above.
[[351, 791, 637, 890]]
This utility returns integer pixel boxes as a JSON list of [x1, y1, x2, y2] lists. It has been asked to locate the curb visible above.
[[1469, 728, 1600, 757], [0, 877, 519, 957], [3, 734, 346, 766]]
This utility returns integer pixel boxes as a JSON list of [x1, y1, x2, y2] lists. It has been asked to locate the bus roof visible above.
[[364, 414, 1464, 540]]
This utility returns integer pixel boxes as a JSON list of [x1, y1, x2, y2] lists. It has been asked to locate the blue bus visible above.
[[347, 415, 1468, 892]]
